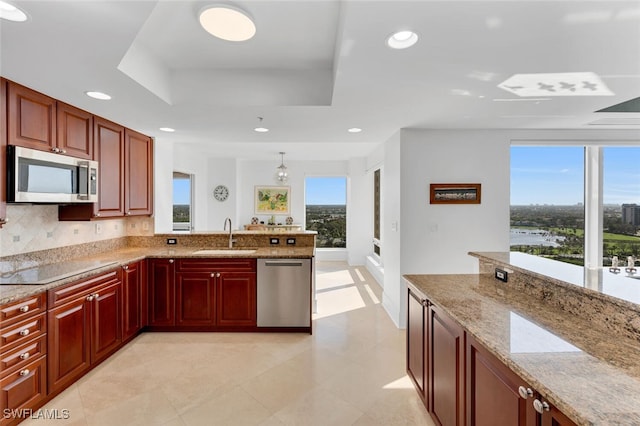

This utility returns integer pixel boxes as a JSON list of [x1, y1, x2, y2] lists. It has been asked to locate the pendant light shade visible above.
[[275, 152, 288, 184]]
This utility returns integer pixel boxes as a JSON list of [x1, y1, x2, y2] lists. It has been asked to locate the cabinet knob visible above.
[[518, 386, 533, 399], [123, 265, 129, 270], [169, 259, 174, 263], [19, 352, 30, 360], [86, 295, 94, 301], [127, 211, 132, 215], [19, 369, 30, 377], [19, 305, 29, 313], [93, 293, 100, 299], [211, 273, 215, 278], [533, 399, 550, 414], [19, 329, 30, 337], [216, 272, 221, 278], [51, 147, 58, 153], [95, 213, 101, 217], [60, 149, 67, 154]]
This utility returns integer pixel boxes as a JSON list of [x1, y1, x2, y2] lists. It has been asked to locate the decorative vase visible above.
[[286, 216, 293, 225]]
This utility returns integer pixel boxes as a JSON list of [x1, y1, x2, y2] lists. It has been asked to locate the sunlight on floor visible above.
[[382, 375, 415, 390], [315, 269, 355, 290]]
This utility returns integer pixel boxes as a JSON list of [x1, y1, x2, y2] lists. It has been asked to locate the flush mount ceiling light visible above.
[[159, 127, 175, 133], [0, 1, 27, 22], [275, 152, 288, 184], [85, 91, 112, 100], [348, 127, 362, 133], [254, 116, 269, 133], [387, 30, 418, 49], [199, 4, 256, 41]]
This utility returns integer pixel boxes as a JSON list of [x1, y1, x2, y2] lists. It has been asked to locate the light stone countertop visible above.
[[0, 246, 314, 305], [404, 273, 640, 426]]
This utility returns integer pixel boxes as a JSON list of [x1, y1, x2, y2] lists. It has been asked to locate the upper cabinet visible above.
[[56, 101, 93, 159], [124, 129, 153, 216], [7, 81, 57, 153], [0, 79, 7, 228]]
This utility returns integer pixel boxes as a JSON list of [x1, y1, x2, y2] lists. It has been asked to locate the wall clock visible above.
[[213, 185, 229, 201]]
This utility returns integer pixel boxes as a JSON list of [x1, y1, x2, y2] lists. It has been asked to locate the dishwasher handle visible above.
[[263, 260, 305, 267]]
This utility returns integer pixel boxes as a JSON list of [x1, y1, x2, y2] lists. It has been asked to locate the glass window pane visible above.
[[510, 146, 585, 266], [603, 147, 640, 267], [305, 177, 347, 248], [173, 172, 191, 231]]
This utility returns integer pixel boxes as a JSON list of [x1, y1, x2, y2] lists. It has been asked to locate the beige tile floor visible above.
[[22, 261, 434, 426]]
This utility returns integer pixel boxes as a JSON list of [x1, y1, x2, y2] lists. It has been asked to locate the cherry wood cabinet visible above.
[[216, 271, 256, 327], [124, 129, 153, 217], [148, 258, 176, 327], [7, 81, 56, 153], [56, 101, 93, 160], [0, 78, 7, 228], [176, 272, 216, 326], [47, 270, 121, 394], [122, 261, 147, 342], [407, 288, 426, 401], [0, 293, 48, 426]]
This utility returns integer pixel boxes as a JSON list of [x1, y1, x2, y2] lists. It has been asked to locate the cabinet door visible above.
[[124, 129, 153, 216], [176, 272, 215, 326], [94, 117, 125, 218], [429, 304, 464, 426], [48, 297, 91, 393], [0, 356, 47, 425], [7, 81, 56, 152], [467, 335, 535, 426], [0, 78, 7, 227], [216, 272, 256, 327], [540, 401, 577, 426], [407, 288, 426, 400], [122, 262, 143, 341], [56, 101, 93, 159], [91, 282, 122, 364], [148, 259, 175, 326]]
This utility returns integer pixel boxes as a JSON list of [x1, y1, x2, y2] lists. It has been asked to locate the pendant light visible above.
[[275, 152, 288, 184]]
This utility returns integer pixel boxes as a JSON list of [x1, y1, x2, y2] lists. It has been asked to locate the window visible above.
[[373, 169, 381, 256], [510, 146, 585, 265], [305, 177, 347, 248], [173, 172, 192, 232]]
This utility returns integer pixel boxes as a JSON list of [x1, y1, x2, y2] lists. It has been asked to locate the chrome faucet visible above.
[[224, 217, 236, 248]]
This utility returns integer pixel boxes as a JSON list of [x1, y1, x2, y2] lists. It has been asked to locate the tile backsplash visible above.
[[0, 205, 154, 256]]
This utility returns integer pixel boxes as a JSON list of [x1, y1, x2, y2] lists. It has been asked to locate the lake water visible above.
[[510, 228, 565, 247]]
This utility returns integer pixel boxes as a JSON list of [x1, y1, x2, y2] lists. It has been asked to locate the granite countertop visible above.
[[0, 246, 314, 305], [404, 273, 640, 426]]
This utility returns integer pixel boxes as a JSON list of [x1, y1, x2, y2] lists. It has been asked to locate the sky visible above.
[[305, 177, 346, 205], [511, 146, 640, 205], [173, 177, 191, 204]]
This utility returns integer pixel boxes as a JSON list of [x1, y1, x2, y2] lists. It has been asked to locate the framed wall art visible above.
[[255, 186, 291, 215], [430, 183, 481, 204]]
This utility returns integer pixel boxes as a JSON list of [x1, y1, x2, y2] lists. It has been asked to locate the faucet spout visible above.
[[224, 217, 235, 248]]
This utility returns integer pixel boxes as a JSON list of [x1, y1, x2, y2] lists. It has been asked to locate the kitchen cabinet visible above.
[[7, 81, 56, 153], [47, 270, 122, 394], [124, 128, 153, 216], [175, 258, 257, 328], [148, 258, 176, 327], [56, 101, 93, 160], [0, 78, 7, 228], [122, 261, 147, 342], [0, 294, 48, 426], [407, 287, 426, 401]]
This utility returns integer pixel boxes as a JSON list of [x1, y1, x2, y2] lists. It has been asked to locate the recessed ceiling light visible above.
[[387, 30, 418, 49], [85, 91, 112, 100], [159, 127, 175, 133], [0, 1, 27, 22], [348, 128, 362, 133], [254, 127, 269, 133], [199, 5, 256, 42]]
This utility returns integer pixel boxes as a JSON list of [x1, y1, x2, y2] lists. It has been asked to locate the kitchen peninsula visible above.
[[404, 252, 640, 426], [0, 231, 315, 425]]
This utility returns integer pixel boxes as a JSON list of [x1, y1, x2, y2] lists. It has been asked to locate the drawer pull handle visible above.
[[19, 329, 30, 337], [20, 352, 30, 360], [19, 305, 29, 313], [19, 369, 30, 376]]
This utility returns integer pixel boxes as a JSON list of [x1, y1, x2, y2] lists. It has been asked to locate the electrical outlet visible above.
[[142, 221, 149, 231], [286, 238, 296, 245], [495, 268, 508, 282], [270, 238, 280, 245], [95, 223, 102, 234], [167, 238, 177, 245]]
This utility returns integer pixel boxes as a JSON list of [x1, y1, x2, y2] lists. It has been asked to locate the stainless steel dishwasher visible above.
[[257, 259, 311, 327]]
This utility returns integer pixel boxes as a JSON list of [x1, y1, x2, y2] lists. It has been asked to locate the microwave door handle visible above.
[[77, 161, 89, 200]]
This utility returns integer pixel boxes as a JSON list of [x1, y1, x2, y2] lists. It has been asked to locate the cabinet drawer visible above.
[[0, 314, 46, 352], [0, 294, 46, 327], [177, 258, 256, 272], [0, 356, 47, 424], [0, 336, 47, 378], [48, 269, 120, 308]]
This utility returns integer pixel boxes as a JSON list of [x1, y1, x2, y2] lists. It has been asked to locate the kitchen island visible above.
[[404, 252, 640, 426]]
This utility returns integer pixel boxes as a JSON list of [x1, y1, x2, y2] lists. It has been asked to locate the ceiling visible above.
[[1, 0, 639, 161]]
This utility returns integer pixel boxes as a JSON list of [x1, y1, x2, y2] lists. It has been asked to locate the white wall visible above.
[[153, 138, 173, 233], [206, 158, 237, 231], [347, 157, 371, 265]]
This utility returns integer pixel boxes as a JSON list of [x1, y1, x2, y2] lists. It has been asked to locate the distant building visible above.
[[621, 204, 640, 226]]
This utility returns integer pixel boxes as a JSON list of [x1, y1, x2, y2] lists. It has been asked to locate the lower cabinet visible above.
[[406, 282, 577, 426], [47, 270, 122, 394], [122, 261, 146, 341], [147, 258, 176, 327]]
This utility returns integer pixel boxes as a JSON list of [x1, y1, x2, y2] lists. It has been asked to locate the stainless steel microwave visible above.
[[7, 145, 98, 203]]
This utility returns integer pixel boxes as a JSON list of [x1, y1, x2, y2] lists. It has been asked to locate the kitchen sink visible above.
[[191, 249, 257, 255]]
